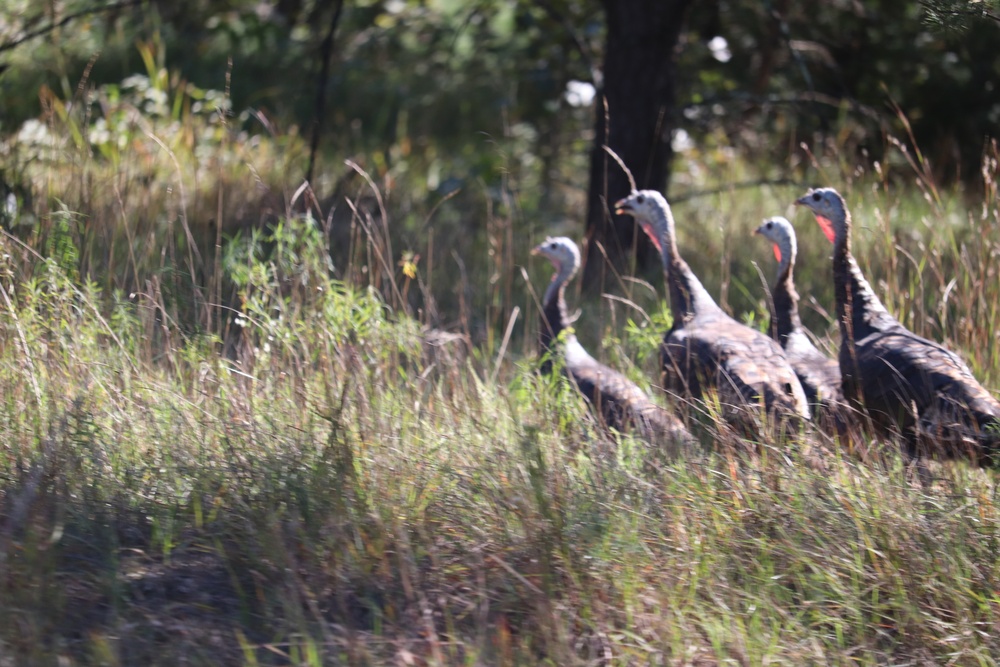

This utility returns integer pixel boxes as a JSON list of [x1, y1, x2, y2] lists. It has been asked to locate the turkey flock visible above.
[[533, 186, 1000, 467]]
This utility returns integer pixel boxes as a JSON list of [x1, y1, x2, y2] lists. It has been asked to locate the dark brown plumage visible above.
[[533, 236, 691, 443], [615, 191, 810, 426], [754, 216, 846, 421], [796, 187, 1000, 464]]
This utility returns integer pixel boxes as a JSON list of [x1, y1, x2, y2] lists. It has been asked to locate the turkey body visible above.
[[535, 237, 691, 442], [798, 188, 1000, 464], [659, 310, 811, 424], [784, 330, 843, 409], [616, 191, 810, 427], [840, 316, 1000, 462]]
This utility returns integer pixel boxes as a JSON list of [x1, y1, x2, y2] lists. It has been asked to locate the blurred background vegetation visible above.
[[0, 0, 999, 347]]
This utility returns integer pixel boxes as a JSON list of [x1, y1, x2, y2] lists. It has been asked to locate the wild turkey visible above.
[[533, 236, 691, 443], [614, 191, 810, 426], [754, 216, 846, 420], [796, 187, 1000, 464]]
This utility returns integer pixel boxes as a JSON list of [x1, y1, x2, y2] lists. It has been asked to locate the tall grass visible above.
[[1, 72, 1000, 665]]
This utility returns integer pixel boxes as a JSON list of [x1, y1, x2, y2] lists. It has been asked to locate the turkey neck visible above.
[[540, 265, 573, 357], [772, 251, 802, 346], [649, 204, 717, 323], [832, 212, 895, 342]]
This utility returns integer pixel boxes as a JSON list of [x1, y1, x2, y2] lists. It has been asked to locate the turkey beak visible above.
[[793, 195, 811, 208], [530, 245, 542, 256], [613, 198, 631, 215]]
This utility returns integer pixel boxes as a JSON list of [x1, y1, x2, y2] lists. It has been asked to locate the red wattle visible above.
[[641, 224, 662, 252], [772, 244, 782, 264], [816, 215, 836, 244]]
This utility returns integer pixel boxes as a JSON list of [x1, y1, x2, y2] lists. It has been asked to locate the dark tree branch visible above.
[[305, 0, 346, 189], [753, 0, 791, 95], [0, 0, 142, 55]]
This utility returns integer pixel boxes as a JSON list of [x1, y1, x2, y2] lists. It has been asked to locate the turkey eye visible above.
[[549, 243, 556, 249], [812, 192, 821, 202], [636, 195, 645, 204], [766, 222, 772, 229]]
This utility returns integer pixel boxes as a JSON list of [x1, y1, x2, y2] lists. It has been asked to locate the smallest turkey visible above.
[[754, 216, 846, 428], [533, 236, 691, 444]]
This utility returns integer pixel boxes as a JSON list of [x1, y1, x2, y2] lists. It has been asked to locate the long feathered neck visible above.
[[540, 262, 575, 363], [647, 201, 718, 323], [831, 209, 896, 343], [771, 239, 802, 346]]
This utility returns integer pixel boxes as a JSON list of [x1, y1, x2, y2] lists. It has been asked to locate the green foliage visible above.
[[43, 204, 81, 279], [921, 0, 1000, 32], [623, 304, 673, 366], [680, 0, 1000, 181], [224, 214, 419, 369]]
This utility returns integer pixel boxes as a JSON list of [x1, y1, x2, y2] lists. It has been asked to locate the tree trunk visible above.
[[582, 0, 693, 290]]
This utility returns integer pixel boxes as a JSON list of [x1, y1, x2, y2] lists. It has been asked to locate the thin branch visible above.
[[602, 145, 636, 192], [670, 177, 802, 204], [679, 91, 888, 127], [0, 0, 142, 55], [767, 0, 822, 124], [305, 0, 346, 189]]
